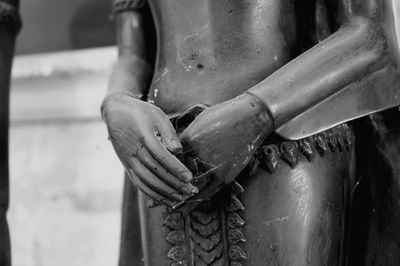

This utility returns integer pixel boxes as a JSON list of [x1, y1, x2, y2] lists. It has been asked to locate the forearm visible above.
[[106, 0, 153, 99], [107, 55, 152, 99], [248, 17, 387, 127]]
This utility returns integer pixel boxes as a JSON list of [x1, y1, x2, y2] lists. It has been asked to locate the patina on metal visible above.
[[102, 0, 400, 265]]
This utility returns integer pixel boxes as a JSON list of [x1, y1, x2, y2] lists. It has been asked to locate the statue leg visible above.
[[119, 174, 144, 266], [240, 124, 355, 265], [138, 124, 355, 266]]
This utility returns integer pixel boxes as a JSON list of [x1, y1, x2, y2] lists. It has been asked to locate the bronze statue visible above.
[[102, 0, 400, 265], [0, 0, 20, 265]]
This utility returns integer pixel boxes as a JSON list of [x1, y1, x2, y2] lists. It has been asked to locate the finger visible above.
[[127, 169, 176, 208], [179, 126, 197, 146], [155, 116, 183, 154], [129, 157, 186, 202], [145, 133, 193, 182], [139, 148, 198, 195]]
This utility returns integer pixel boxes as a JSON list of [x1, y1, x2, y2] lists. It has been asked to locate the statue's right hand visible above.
[[101, 94, 198, 207]]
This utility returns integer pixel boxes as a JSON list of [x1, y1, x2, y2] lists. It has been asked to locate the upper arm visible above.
[[107, 0, 156, 98], [113, 0, 156, 65]]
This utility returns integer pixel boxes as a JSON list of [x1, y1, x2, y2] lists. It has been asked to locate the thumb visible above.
[[156, 119, 183, 155]]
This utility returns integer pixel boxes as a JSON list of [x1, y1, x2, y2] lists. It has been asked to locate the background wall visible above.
[[16, 0, 115, 55], [8, 1, 126, 265], [9, 49, 125, 266]]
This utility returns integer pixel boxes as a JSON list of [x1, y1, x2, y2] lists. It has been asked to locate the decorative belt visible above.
[[248, 123, 354, 176]]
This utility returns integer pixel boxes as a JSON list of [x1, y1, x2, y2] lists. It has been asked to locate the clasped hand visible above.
[[102, 92, 272, 207], [180, 93, 273, 193], [102, 93, 198, 207]]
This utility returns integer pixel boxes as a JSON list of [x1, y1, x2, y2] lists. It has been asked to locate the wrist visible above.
[[108, 55, 152, 99], [107, 91, 143, 101], [101, 92, 141, 119], [240, 92, 275, 129]]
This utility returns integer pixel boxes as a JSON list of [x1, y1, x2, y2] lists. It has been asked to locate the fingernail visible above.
[[146, 199, 160, 208], [181, 171, 193, 182], [172, 139, 182, 148], [169, 140, 182, 152], [182, 183, 199, 195]]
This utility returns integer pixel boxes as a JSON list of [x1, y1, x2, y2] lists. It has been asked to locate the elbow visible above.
[[347, 17, 390, 70]]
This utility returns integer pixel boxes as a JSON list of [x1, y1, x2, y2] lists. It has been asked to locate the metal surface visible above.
[[276, 0, 400, 140], [102, 0, 400, 265], [276, 65, 400, 140], [146, 0, 295, 116], [139, 126, 356, 266]]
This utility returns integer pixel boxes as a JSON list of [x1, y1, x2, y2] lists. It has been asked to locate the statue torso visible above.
[[147, 0, 296, 115]]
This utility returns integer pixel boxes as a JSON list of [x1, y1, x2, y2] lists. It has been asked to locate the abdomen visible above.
[[147, 0, 296, 115]]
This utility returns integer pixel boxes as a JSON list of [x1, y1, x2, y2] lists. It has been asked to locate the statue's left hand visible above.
[[180, 93, 273, 189]]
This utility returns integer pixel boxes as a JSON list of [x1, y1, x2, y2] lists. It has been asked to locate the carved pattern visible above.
[[260, 145, 280, 173], [298, 138, 314, 161], [112, 0, 146, 14], [259, 124, 353, 172], [225, 182, 247, 266], [280, 141, 298, 168], [162, 125, 353, 265], [190, 203, 225, 266], [162, 124, 352, 265], [164, 182, 247, 266], [0, 1, 21, 32], [164, 212, 188, 265]]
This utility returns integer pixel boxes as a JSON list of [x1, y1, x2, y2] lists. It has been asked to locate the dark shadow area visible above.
[[349, 109, 400, 265], [69, 0, 115, 50]]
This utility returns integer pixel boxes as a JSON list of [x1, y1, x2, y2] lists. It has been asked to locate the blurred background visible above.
[[9, 0, 124, 265]]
